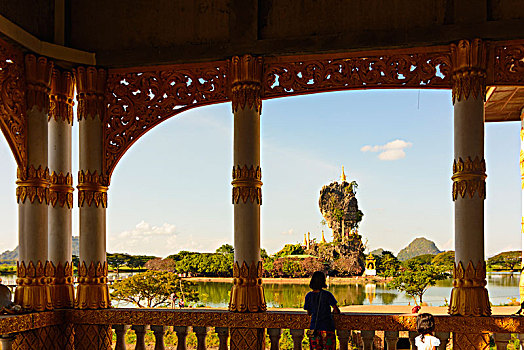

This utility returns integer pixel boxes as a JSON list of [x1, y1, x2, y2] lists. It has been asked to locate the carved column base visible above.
[[452, 332, 490, 350], [229, 261, 266, 312], [230, 328, 265, 350], [448, 261, 491, 316], [50, 283, 74, 309], [74, 324, 112, 350], [14, 261, 53, 312], [75, 261, 110, 309], [49, 262, 74, 308]]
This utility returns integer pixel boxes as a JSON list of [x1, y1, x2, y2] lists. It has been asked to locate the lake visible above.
[[1, 272, 520, 308], [193, 272, 522, 308]]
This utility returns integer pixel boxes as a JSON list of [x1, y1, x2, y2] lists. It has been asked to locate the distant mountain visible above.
[[0, 236, 79, 261], [370, 248, 384, 256], [397, 237, 441, 261]]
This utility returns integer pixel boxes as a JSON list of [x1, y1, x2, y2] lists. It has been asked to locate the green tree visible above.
[[377, 251, 400, 278], [111, 270, 199, 308], [107, 253, 130, 274], [274, 244, 304, 258], [387, 260, 449, 304], [431, 251, 455, 272], [215, 244, 234, 255], [488, 251, 522, 272], [404, 254, 435, 266]]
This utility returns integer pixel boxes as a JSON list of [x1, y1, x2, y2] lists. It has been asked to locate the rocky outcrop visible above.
[[319, 179, 363, 242]]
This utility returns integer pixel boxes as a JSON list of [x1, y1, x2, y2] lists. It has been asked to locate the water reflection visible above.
[[193, 272, 522, 308], [1, 272, 521, 308]]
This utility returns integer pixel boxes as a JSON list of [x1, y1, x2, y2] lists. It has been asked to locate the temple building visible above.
[[0, 1, 522, 349]]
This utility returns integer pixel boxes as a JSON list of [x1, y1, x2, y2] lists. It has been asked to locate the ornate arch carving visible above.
[[0, 37, 26, 169], [103, 61, 229, 179], [262, 46, 453, 99], [101, 40, 524, 181]]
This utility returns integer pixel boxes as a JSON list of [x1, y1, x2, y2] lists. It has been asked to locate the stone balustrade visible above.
[[1, 309, 524, 349]]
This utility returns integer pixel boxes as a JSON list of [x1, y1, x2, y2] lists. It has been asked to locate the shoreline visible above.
[[183, 276, 391, 284]]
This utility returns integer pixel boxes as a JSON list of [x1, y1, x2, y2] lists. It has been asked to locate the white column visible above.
[[228, 55, 266, 350], [48, 68, 75, 308], [74, 66, 110, 309], [15, 55, 53, 311], [448, 39, 491, 318], [228, 55, 266, 314]]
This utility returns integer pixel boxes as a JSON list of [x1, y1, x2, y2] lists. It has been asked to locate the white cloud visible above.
[[108, 221, 228, 257], [281, 228, 294, 236], [361, 139, 413, 161]]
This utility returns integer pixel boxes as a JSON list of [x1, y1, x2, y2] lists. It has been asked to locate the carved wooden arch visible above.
[[0, 37, 27, 169], [103, 40, 524, 181]]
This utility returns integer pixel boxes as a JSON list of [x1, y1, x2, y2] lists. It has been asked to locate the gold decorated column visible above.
[[449, 38, 490, 349], [74, 66, 110, 310], [228, 55, 266, 350], [48, 69, 75, 308], [15, 55, 53, 311], [520, 108, 524, 301]]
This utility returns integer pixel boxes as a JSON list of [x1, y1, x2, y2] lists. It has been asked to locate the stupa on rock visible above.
[[302, 167, 366, 276]]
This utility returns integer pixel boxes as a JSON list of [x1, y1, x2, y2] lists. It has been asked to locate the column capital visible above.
[[74, 66, 106, 121], [450, 39, 487, 103], [24, 54, 53, 113], [77, 170, 108, 208], [49, 69, 75, 124], [229, 55, 263, 113]]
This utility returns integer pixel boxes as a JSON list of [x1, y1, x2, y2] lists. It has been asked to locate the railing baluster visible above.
[[174, 326, 190, 350], [151, 325, 168, 350], [434, 332, 450, 350], [267, 328, 282, 350], [519, 334, 524, 350], [290, 329, 304, 350], [493, 333, 511, 350], [193, 326, 209, 350], [132, 325, 149, 350], [0, 335, 15, 350], [337, 329, 351, 350], [361, 330, 375, 350], [215, 327, 229, 350], [385, 331, 399, 350], [113, 325, 130, 350], [408, 331, 417, 349]]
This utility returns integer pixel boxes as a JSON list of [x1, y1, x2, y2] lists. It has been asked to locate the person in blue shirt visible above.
[[304, 271, 340, 350]]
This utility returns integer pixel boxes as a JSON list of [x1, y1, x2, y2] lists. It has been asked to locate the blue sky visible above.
[[0, 89, 521, 257]]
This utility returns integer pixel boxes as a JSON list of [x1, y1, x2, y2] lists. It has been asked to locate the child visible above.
[[415, 313, 440, 350], [304, 271, 340, 350]]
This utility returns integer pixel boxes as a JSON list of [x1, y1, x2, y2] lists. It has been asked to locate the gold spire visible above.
[[340, 166, 347, 182], [321, 230, 326, 243]]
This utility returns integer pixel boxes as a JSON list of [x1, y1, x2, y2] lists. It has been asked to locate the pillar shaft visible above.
[[228, 55, 266, 316], [48, 68, 75, 308], [520, 110, 524, 300], [15, 55, 53, 312], [74, 66, 110, 309], [448, 39, 490, 316]]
